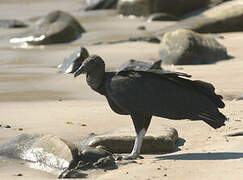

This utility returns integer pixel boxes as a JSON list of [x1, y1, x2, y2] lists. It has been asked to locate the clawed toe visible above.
[[115, 154, 144, 160]]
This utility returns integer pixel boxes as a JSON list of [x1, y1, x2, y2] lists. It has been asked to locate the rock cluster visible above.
[[0, 126, 178, 178]]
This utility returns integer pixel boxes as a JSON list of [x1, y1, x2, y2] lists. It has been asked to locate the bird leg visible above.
[[122, 114, 152, 160], [123, 128, 146, 160]]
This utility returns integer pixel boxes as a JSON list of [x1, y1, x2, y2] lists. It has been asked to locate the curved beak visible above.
[[74, 65, 86, 77]]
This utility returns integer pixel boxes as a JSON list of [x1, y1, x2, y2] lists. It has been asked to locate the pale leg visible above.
[[123, 128, 146, 160]]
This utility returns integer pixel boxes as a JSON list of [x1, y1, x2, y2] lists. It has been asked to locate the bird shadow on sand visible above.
[[155, 152, 243, 161]]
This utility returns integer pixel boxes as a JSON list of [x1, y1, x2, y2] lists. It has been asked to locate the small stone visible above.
[[157, 167, 161, 170], [137, 25, 146, 30], [66, 122, 74, 125], [93, 156, 116, 168], [15, 173, 23, 176], [148, 13, 177, 22], [1, 124, 11, 128], [58, 169, 87, 179], [164, 174, 167, 176], [80, 147, 112, 163], [18, 128, 24, 131], [128, 37, 160, 44], [81, 124, 87, 127]]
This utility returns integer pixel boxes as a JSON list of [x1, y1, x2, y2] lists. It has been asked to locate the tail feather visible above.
[[199, 112, 227, 129], [165, 76, 225, 109], [193, 80, 225, 108]]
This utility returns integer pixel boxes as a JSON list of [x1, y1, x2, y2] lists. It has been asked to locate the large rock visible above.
[[10, 10, 85, 45], [0, 134, 79, 170], [0, 134, 41, 159], [85, 0, 118, 10], [159, 29, 228, 65], [157, 0, 243, 35], [78, 126, 178, 153], [57, 47, 89, 74], [117, 0, 209, 17], [194, 0, 243, 33], [31, 135, 79, 169]]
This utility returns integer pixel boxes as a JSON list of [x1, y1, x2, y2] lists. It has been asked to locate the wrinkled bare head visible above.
[[74, 55, 105, 77]]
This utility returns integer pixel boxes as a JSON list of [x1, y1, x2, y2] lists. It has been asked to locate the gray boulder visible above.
[[0, 134, 79, 170], [78, 126, 178, 153], [159, 29, 228, 65], [0, 134, 41, 159], [57, 47, 89, 74], [10, 10, 85, 45], [31, 135, 79, 169], [85, 0, 118, 10], [157, 0, 243, 35], [194, 0, 243, 33], [117, 0, 210, 17]]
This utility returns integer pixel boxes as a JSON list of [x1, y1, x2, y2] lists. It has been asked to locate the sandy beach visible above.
[[1, 0, 243, 179]]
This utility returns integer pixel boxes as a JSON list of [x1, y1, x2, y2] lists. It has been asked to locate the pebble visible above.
[[0, 124, 11, 128], [15, 173, 23, 176], [137, 25, 146, 30], [58, 169, 87, 179]]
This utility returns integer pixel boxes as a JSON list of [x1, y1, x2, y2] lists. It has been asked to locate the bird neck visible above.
[[86, 68, 105, 90]]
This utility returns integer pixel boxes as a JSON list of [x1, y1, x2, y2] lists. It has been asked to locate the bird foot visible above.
[[113, 153, 144, 160]]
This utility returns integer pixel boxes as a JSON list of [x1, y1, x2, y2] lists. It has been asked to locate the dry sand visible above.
[[0, 0, 243, 179]]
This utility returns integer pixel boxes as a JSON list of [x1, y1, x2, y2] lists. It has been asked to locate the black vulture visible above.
[[74, 55, 227, 160]]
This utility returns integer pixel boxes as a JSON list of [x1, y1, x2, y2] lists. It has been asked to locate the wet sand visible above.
[[1, 0, 243, 179]]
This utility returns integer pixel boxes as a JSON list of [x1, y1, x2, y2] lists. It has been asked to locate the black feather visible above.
[[75, 55, 227, 130]]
